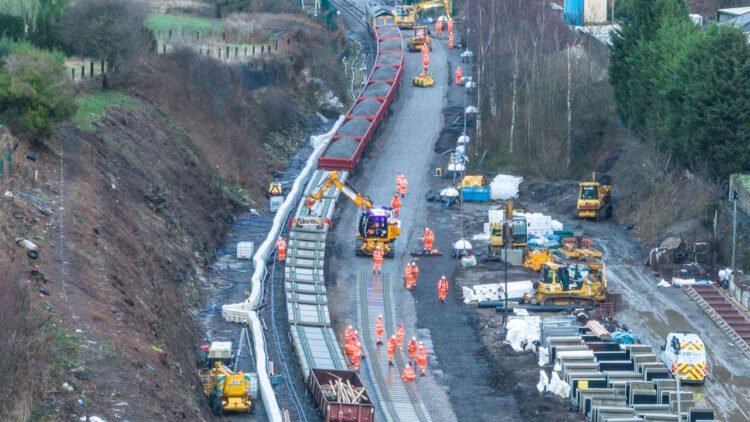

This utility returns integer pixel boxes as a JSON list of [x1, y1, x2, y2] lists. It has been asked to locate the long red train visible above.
[[317, 10, 404, 171]]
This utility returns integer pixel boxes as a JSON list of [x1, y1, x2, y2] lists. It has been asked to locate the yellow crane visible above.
[[304, 171, 401, 257], [395, 0, 452, 29]]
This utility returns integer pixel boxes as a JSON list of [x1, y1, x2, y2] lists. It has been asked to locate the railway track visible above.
[[357, 271, 432, 422]]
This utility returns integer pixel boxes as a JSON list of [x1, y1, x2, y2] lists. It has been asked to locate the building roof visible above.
[[718, 7, 750, 17], [719, 12, 750, 33]]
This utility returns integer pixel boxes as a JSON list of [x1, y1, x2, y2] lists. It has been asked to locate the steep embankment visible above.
[[0, 95, 241, 419]]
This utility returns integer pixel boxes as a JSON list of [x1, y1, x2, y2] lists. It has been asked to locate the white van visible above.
[[660, 332, 707, 384]]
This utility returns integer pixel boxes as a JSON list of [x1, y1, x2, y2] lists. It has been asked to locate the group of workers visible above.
[[404, 261, 420, 290], [435, 18, 456, 49], [346, 316, 429, 380]]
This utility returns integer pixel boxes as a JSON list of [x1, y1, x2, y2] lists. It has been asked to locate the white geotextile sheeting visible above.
[[504, 316, 541, 352], [462, 281, 533, 303], [231, 116, 345, 422], [490, 174, 522, 200], [517, 212, 564, 236], [547, 372, 571, 398]]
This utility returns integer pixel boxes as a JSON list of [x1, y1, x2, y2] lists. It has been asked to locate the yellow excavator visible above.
[[407, 25, 432, 52], [576, 173, 612, 221], [395, 0, 452, 29], [522, 261, 607, 306], [304, 171, 400, 257], [488, 200, 528, 256]]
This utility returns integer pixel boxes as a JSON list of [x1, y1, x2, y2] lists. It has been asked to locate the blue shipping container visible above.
[[461, 187, 490, 202], [564, 0, 583, 26]]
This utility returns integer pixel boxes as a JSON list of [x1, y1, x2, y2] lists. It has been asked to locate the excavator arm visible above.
[[306, 171, 373, 211], [408, 0, 452, 20]]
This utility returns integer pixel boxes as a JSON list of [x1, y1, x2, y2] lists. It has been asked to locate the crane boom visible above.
[[306, 171, 373, 210]]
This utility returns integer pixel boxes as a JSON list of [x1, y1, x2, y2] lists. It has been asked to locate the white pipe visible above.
[[247, 116, 345, 421]]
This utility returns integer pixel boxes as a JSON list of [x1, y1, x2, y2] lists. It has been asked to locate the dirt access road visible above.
[[326, 22, 532, 421], [526, 187, 750, 421]]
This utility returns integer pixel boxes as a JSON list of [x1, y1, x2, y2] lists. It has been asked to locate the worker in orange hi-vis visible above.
[[421, 44, 429, 61], [344, 325, 353, 343], [352, 342, 362, 372], [391, 194, 402, 217], [375, 314, 385, 345], [387, 335, 397, 366], [407, 337, 418, 365], [438, 275, 449, 303], [447, 18, 454, 34], [396, 173, 408, 198], [422, 228, 435, 253], [411, 262, 420, 288], [396, 323, 405, 351], [417, 342, 428, 376], [373, 245, 383, 273], [276, 237, 287, 261], [448, 31, 455, 49], [435, 20, 443, 36], [404, 263, 414, 290], [455, 66, 463, 86], [402, 364, 417, 382]]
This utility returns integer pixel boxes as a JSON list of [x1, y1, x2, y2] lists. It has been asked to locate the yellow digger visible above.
[[488, 200, 527, 256], [198, 342, 256, 415], [523, 261, 607, 306], [395, 0, 452, 29], [407, 25, 432, 52], [304, 171, 400, 257], [576, 173, 612, 221]]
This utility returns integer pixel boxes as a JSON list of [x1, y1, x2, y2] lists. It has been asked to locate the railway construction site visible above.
[[5, 0, 750, 421], [214, 1, 750, 421]]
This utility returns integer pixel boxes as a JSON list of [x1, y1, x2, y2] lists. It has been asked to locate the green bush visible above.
[[0, 40, 76, 141], [0, 14, 24, 40]]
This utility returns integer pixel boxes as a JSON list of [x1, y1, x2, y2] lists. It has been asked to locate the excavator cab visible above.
[[359, 210, 390, 239]]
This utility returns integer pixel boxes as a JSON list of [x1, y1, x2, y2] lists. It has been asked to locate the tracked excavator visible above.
[[394, 0, 452, 29], [303, 171, 400, 257]]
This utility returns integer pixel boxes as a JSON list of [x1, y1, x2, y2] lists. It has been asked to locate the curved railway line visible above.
[[274, 3, 433, 420]]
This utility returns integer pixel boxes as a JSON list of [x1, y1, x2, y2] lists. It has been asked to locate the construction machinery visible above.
[[576, 173, 612, 221], [488, 200, 528, 256], [412, 71, 435, 87], [457, 174, 490, 202], [304, 171, 400, 257], [522, 261, 607, 306], [198, 342, 256, 415], [394, 0, 452, 29], [407, 25, 432, 52]]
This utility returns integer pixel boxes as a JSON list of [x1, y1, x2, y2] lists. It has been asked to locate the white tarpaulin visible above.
[[490, 174, 523, 200], [518, 212, 563, 236], [462, 280, 533, 303], [504, 316, 541, 352]]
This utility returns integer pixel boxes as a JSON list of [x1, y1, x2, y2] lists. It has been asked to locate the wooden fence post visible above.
[[81, 66, 85, 79], [71, 68, 75, 80], [90, 61, 94, 77]]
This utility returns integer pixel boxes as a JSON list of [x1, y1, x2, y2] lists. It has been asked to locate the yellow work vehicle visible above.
[[407, 25, 432, 52], [412, 71, 435, 87], [198, 342, 256, 415], [395, 0, 452, 29], [523, 261, 607, 306], [304, 171, 400, 257], [576, 173, 612, 221], [488, 200, 528, 256]]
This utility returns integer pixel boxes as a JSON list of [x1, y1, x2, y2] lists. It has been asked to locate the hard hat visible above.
[[348, 325, 352, 329], [378, 314, 383, 318], [391, 335, 396, 338], [411, 262, 416, 266], [412, 336, 416, 340], [354, 330, 359, 334], [419, 341, 423, 345]]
